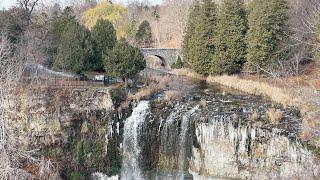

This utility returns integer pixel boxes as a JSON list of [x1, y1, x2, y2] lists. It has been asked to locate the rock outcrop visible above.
[[4, 86, 129, 179]]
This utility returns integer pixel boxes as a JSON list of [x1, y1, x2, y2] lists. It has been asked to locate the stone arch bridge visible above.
[[140, 48, 182, 69]]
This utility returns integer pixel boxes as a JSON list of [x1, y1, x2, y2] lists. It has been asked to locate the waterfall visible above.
[[178, 106, 199, 179], [121, 101, 150, 180]]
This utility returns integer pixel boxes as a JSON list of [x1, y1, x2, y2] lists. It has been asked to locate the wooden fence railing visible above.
[[20, 77, 106, 87]]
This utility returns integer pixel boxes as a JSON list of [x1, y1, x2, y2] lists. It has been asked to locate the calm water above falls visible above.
[[95, 74, 319, 180]]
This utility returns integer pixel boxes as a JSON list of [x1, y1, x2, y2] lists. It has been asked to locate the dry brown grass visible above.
[[267, 108, 284, 124], [164, 90, 183, 101], [131, 86, 161, 101], [169, 68, 206, 80], [207, 75, 300, 109], [130, 75, 172, 102], [250, 111, 260, 121], [155, 75, 172, 88]]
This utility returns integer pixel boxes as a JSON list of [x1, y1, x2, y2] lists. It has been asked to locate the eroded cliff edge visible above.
[[5, 86, 130, 179]]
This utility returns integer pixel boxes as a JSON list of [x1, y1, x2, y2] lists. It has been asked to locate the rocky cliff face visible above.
[[5, 86, 130, 179], [6, 87, 114, 147]]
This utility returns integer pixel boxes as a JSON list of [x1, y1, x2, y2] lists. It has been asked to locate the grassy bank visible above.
[[169, 68, 206, 80], [207, 75, 300, 109]]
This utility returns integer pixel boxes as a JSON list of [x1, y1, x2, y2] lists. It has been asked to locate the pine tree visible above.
[[214, 0, 247, 74], [135, 20, 153, 47], [182, 2, 200, 60], [53, 20, 93, 73], [246, 0, 290, 72], [91, 19, 117, 71], [188, 0, 218, 75], [104, 38, 146, 86]]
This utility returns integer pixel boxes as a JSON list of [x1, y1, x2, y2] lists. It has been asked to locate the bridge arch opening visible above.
[[145, 55, 167, 69]]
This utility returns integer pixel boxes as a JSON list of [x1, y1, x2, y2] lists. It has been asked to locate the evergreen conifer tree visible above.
[[214, 0, 247, 74], [104, 38, 146, 86], [246, 0, 290, 72], [91, 19, 117, 71], [135, 20, 152, 47], [188, 0, 218, 75], [182, 2, 200, 60], [53, 20, 93, 73], [172, 56, 183, 69]]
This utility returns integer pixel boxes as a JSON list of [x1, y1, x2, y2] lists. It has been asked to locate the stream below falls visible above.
[[93, 73, 319, 180]]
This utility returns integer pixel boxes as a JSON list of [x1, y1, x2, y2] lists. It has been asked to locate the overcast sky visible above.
[[0, 0, 163, 9]]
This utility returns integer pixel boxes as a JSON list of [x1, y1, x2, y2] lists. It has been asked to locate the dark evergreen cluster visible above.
[[214, 0, 247, 74], [53, 19, 93, 73], [185, 0, 217, 75], [135, 20, 153, 47], [91, 19, 117, 71], [51, 8, 116, 73], [183, 0, 290, 75], [50, 7, 145, 80]]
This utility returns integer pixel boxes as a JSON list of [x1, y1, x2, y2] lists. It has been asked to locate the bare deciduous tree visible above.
[[0, 32, 34, 180], [18, 0, 40, 28], [0, 32, 59, 179], [290, 0, 320, 47], [126, 0, 194, 48]]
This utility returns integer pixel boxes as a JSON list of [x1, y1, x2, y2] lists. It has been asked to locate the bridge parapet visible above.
[[140, 48, 182, 69]]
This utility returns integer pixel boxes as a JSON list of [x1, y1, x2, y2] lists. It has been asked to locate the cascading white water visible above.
[[178, 106, 199, 180], [91, 172, 119, 180], [121, 101, 150, 180]]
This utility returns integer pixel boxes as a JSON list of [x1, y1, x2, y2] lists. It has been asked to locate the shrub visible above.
[[171, 56, 183, 69], [83, 142, 93, 154], [70, 171, 81, 180], [200, 99, 207, 108], [76, 141, 85, 164], [250, 111, 260, 121], [267, 108, 284, 124]]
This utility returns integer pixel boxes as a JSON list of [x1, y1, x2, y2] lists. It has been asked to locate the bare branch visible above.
[[17, 0, 41, 28], [0, 32, 57, 179]]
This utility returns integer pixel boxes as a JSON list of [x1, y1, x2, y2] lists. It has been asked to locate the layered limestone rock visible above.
[[5, 87, 114, 148], [3, 86, 130, 179]]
